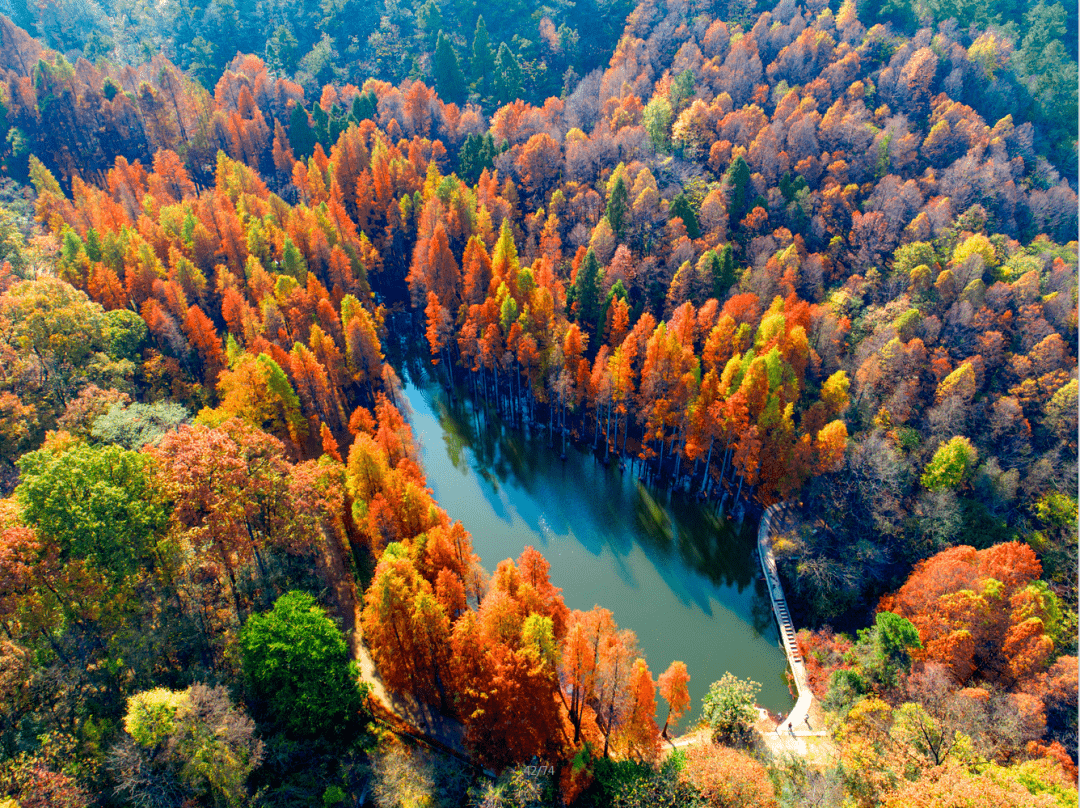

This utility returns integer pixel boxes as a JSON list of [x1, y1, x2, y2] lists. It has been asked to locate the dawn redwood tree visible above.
[[451, 587, 564, 768], [559, 606, 614, 744], [592, 624, 639, 757], [361, 542, 435, 700], [514, 545, 570, 640], [658, 660, 690, 739], [620, 657, 660, 761]]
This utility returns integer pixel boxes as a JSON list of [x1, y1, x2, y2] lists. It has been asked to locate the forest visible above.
[[0, 0, 1076, 805]]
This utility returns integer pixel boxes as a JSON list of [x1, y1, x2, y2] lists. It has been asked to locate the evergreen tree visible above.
[[350, 90, 377, 123], [433, 32, 466, 104], [281, 236, 308, 282], [417, 0, 443, 49], [288, 103, 316, 161], [709, 245, 736, 298], [267, 25, 298, 74], [84, 228, 102, 262], [1015, 2, 1078, 169], [572, 248, 602, 336], [471, 16, 495, 89], [702, 674, 760, 746], [605, 174, 629, 239], [779, 171, 808, 202], [643, 96, 673, 152], [458, 132, 499, 184], [494, 43, 524, 106], [188, 36, 220, 88], [670, 193, 700, 239], [312, 103, 330, 147], [725, 155, 752, 225]]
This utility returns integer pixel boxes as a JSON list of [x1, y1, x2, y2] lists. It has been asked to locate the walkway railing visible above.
[[757, 503, 820, 736]]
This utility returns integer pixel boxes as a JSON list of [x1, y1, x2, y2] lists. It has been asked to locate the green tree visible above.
[[79, 228, 101, 265], [471, 17, 495, 88], [433, 33, 466, 104], [643, 96, 672, 152], [0, 205, 28, 273], [893, 308, 922, 342], [606, 174, 629, 239], [921, 436, 978, 491], [586, 755, 696, 807], [669, 193, 699, 239], [281, 235, 308, 282], [855, 611, 922, 691], [267, 25, 299, 73], [725, 156, 752, 225], [707, 245, 736, 298], [16, 441, 168, 583], [494, 43, 524, 105], [312, 103, 330, 147], [188, 36, 220, 88], [114, 684, 264, 808], [102, 308, 149, 363], [498, 284, 519, 333], [417, 0, 443, 49], [350, 90, 377, 123], [670, 69, 695, 112], [1013, 3, 1078, 172], [91, 401, 191, 449], [288, 104, 316, 162], [571, 248, 602, 336], [824, 667, 869, 715], [239, 591, 369, 739], [701, 673, 760, 746], [297, 34, 339, 91], [457, 132, 499, 184], [892, 241, 938, 277]]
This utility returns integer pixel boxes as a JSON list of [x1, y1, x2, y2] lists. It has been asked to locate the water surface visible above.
[[399, 365, 793, 729]]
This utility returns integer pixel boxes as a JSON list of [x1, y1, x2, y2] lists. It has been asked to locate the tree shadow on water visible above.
[[403, 371, 768, 624]]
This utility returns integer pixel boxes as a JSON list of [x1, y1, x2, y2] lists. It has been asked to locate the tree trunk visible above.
[[700, 437, 715, 494], [672, 430, 684, 483], [605, 402, 613, 463]]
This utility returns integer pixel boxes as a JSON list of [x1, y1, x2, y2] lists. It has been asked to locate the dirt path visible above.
[[353, 621, 468, 755], [664, 713, 835, 765]]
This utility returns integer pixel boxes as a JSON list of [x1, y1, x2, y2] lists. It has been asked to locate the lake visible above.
[[398, 363, 793, 731]]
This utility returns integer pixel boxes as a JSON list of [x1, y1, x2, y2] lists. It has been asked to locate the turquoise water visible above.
[[398, 366, 793, 729]]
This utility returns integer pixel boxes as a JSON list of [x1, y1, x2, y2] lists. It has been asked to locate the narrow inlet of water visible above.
[[398, 364, 794, 730]]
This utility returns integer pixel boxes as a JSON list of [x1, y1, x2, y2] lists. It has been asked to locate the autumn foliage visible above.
[[880, 542, 1063, 689], [0, 0, 1075, 801]]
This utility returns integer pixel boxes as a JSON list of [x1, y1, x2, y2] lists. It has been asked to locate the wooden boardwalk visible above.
[[757, 503, 825, 737]]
